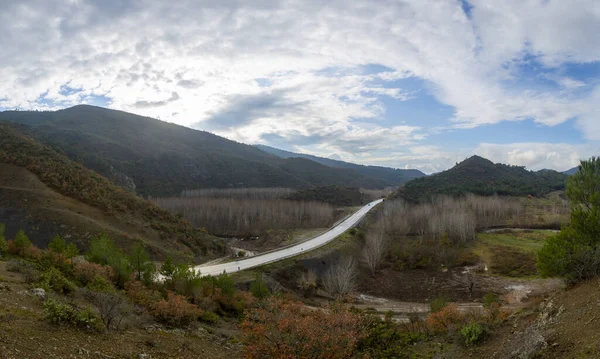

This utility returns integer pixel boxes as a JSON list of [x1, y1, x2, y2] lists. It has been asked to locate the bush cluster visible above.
[[43, 298, 100, 330]]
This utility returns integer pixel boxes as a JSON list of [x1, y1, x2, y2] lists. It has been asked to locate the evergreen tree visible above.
[[539, 157, 600, 281], [14, 230, 32, 257], [130, 242, 150, 281]]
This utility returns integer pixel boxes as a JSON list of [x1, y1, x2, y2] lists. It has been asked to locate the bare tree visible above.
[[153, 196, 335, 236], [322, 257, 358, 299], [88, 291, 131, 332], [361, 226, 389, 276]]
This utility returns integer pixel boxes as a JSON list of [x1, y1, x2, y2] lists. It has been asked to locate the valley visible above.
[[0, 105, 596, 359]]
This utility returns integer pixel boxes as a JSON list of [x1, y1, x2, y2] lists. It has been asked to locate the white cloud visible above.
[[0, 0, 599, 171], [475, 143, 599, 171]]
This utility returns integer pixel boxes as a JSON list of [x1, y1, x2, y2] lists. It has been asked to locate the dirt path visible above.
[[349, 274, 565, 323]]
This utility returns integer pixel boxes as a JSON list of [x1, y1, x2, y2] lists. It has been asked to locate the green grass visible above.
[[474, 230, 555, 278], [477, 230, 552, 252]]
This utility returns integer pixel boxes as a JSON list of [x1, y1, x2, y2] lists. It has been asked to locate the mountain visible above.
[[0, 124, 224, 260], [255, 144, 425, 186], [563, 166, 579, 175], [396, 155, 568, 202], [0, 106, 393, 196]]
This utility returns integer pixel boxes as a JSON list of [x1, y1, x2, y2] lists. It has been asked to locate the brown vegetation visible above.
[[241, 297, 367, 359], [154, 197, 335, 236], [381, 195, 522, 244], [322, 257, 358, 298], [361, 224, 389, 275]]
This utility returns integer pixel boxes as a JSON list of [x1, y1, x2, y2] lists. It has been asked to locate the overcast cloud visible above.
[[1, 0, 599, 173]]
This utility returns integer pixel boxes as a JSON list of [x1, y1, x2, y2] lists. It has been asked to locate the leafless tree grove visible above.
[[380, 195, 522, 244], [153, 197, 335, 236], [322, 257, 358, 298]]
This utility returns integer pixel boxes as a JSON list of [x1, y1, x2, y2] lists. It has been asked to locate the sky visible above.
[[1, 0, 599, 174]]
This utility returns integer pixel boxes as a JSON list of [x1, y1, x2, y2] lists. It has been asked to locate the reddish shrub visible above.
[[74, 262, 115, 285], [150, 292, 202, 326], [24, 246, 42, 260], [125, 280, 163, 307], [6, 240, 17, 255], [241, 297, 367, 359], [425, 304, 463, 334]]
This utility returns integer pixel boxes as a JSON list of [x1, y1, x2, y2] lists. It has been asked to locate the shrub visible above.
[[482, 293, 499, 308], [159, 256, 176, 280], [425, 304, 463, 334], [460, 321, 486, 346], [429, 296, 448, 313], [242, 297, 367, 359], [39, 267, 76, 295], [86, 275, 115, 293], [359, 318, 426, 358], [86, 233, 132, 287], [43, 298, 100, 330], [150, 292, 201, 327], [125, 280, 163, 307], [74, 262, 115, 286], [249, 274, 270, 299], [0, 223, 7, 258], [12, 230, 32, 257], [200, 311, 219, 324], [6, 259, 40, 283], [215, 290, 255, 317]]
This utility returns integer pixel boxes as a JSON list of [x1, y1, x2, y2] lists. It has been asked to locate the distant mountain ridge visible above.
[[255, 144, 425, 187], [0, 105, 397, 196], [396, 155, 568, 202], [563, 166, 579, 175]]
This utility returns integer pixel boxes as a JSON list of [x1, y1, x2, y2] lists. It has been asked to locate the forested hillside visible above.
[[0, 106, 393, 196], [286, 186, 365, 206], [397, 155, 568, 202], [256, 144, 425, 186], [0, 124, 224, 259]]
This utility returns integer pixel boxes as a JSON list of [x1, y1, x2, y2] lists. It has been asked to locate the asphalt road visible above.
[[193, 199, 384, 276]]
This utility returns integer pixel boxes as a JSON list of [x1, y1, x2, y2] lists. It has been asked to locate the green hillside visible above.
[[0, 106, 393, 196], [396, 155, 568, 202], [286, 186, 365, 206], [0, 124, 224, 259]]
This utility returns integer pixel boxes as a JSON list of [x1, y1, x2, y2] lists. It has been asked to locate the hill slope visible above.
[[563, 166, 579, 175], [256, 144, 425, 186], [0, 106, 391, 196], [0, 124, 224, 260], [396, 155, 568, 202]]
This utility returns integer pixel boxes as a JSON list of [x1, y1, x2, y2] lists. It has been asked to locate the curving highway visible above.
[[194, 199, 383, 276]]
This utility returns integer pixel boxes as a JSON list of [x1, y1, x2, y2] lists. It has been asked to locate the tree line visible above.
[[153, 197, 336, 236], [379, 194, 522, 244], [179, 187, 297, 200]]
